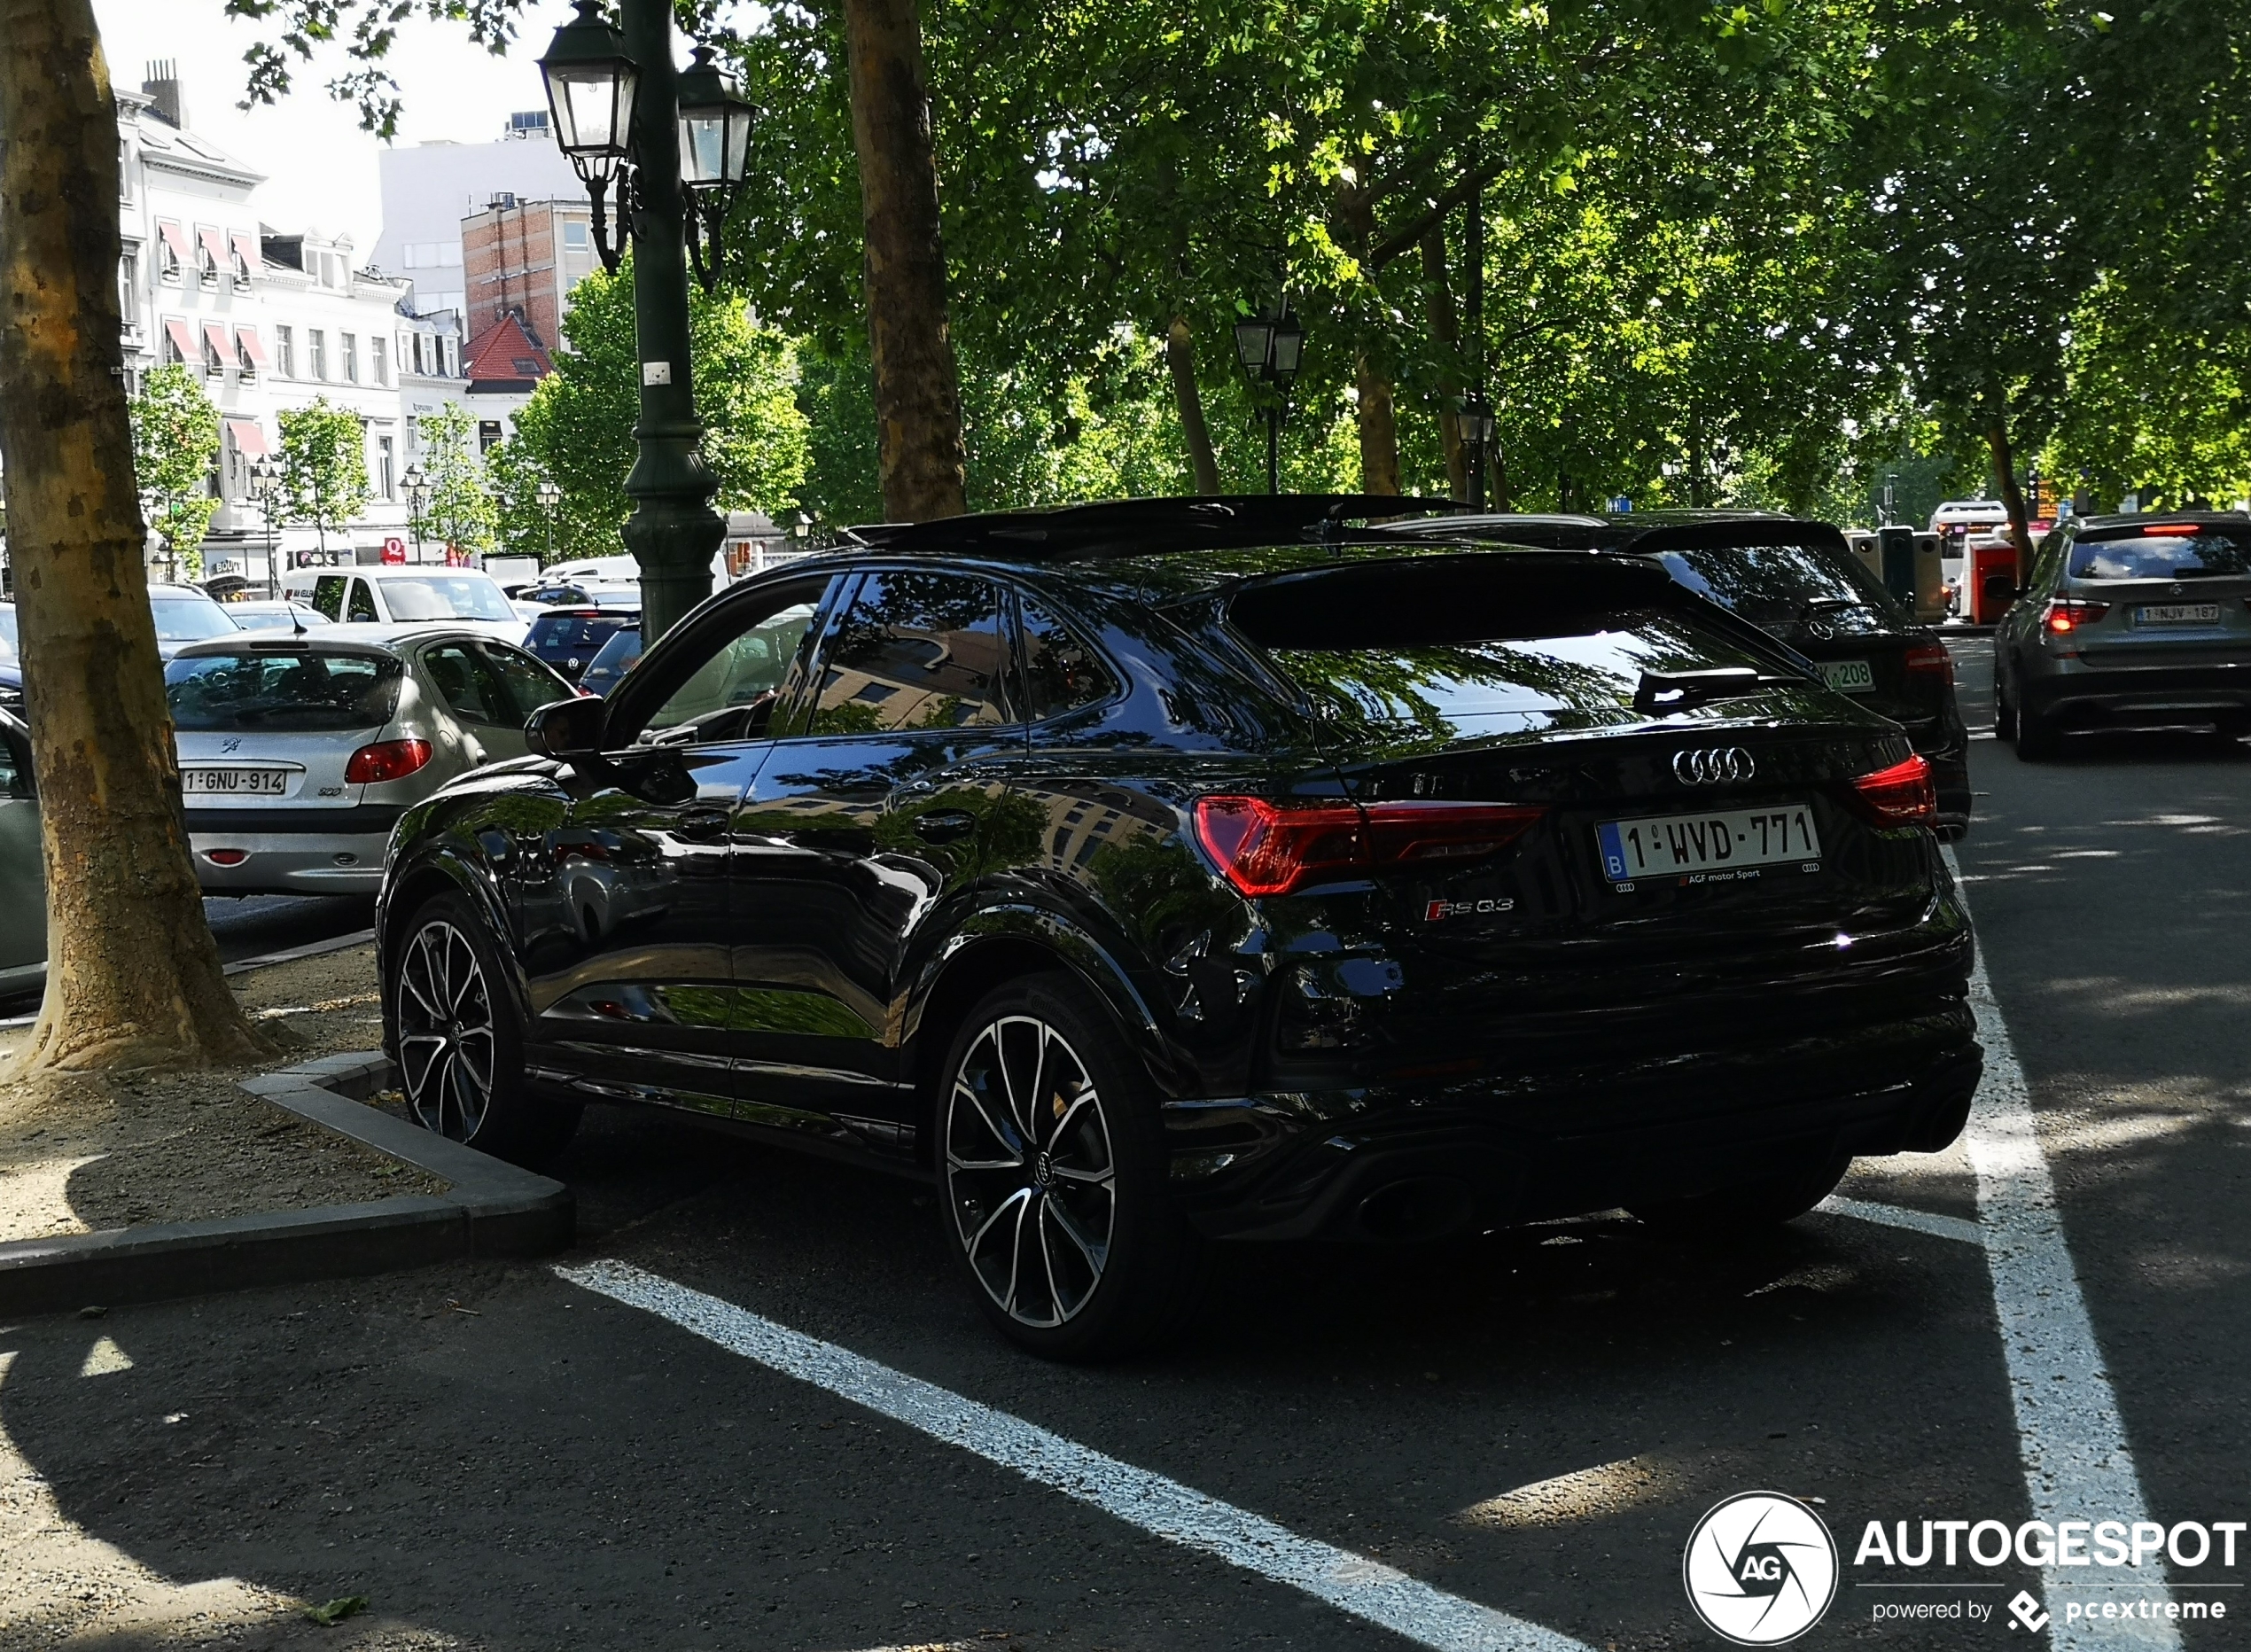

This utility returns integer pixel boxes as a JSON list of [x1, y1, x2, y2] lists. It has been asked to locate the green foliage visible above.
[[129, 364, 222, 581], [275, 399, 370, 557], [414, 404, 497, 558], [495, 255, 810, 556]]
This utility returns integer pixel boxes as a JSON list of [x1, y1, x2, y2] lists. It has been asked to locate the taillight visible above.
[[1192, 796, 1543, 898], [1903, 641, 1955, 684], [2045, 597, 2110, 635], [1850, 754, 1935, 827], [345, 737, 432, 784]]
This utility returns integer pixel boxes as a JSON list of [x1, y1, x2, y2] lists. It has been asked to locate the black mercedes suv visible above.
[[1377, 513, 1974, 838], [375, 497, 1981, 1358]]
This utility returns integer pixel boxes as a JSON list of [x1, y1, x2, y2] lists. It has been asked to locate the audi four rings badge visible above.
[[1674, 746, 1756, 785]]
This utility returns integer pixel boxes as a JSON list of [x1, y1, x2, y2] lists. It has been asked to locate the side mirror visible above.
[[525, 695, 605, 760]]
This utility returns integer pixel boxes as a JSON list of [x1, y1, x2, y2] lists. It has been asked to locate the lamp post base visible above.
[[622, 492, 724, 644]]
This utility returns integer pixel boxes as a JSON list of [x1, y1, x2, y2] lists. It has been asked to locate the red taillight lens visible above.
[[1192, 796, 1543, 897], [1903, 640, 1955, 684], [345, 737, 432, 784], [1851, 753, 1936, 827], [2045, 597, 2110, 635]]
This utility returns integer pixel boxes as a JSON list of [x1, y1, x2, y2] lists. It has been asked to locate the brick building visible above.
[[460, 193, 596, 349]]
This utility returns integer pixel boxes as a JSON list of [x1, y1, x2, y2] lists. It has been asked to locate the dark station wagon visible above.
[[375, 497, 1982, 1357]]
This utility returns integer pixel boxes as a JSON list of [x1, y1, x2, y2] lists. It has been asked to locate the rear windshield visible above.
[[1228, 560, 1778, 739], [0, 606, 16, 664], [2070, 532, 2251, 581], [166, 651, 402, 731], [1647, 541, 1903, 630], [527, 612, 631, 658], [152, 595, 240, 643], [376, 575, 516, 622]]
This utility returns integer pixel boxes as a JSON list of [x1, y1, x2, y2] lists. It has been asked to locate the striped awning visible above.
[[222, 417, 267, 456], [234, 325, 268, 369], [160, 316, 196, 363]]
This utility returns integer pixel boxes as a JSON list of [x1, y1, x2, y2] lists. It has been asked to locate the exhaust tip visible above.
[[1355, 1175, 1475, 1242]]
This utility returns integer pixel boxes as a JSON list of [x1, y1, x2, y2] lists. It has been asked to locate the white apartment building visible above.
[[115, 70, 471, 588]]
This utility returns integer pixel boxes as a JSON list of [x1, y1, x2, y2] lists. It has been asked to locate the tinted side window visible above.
[[0, 730, 25, 799], [310, 576, 347, 622], [422, 643, 512, 726], [805, 572, 1011, 734], [480, 643, 575, 722], [1018, 599, 1117, 721], [347, 580, 379, 623]]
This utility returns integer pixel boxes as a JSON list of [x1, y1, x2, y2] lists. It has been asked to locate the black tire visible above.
[[1632, 1150, 1851, 1237], [1992, 662, 2018, 742], [389, 891, 580, 1166], [936, 973, 1206, 1360], [2015, 701, 2060, 761]]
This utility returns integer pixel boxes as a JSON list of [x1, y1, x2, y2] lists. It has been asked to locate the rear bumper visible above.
[[1166, 999, 1981, 1241], [2022, 658, 2251, 729], [188, 829, 390, 896]]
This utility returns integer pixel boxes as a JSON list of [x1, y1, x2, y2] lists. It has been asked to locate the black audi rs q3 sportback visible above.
[[375, 496, 1982, 1358]]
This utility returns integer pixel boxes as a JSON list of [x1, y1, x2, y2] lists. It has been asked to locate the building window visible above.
[[156, 222, 183, 284], [119, 250, 138, 315], [443, 338, 459, 377], [342, 333, 358, 383], [378, 435, 395, 500], [370, 336, 388, 386], [563, 222, 588, 253], [308, 329, 326, 380], [275, 324, 294, 378], [478, 420, 502, 452], [119, 138, 132, 200], [194, 229, 220, 289]]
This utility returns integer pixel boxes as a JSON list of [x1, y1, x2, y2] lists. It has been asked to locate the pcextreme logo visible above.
[[1683, 1492, 1841, 1645]]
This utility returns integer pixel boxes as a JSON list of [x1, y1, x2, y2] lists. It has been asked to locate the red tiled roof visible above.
[[463, 313, 551, 385]]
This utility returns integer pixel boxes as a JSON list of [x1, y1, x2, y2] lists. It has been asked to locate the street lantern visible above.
[[536, 478, 564, 566], [538, 0, 640, 186], [675, 47, 756, 293], [402, 463, 430, 565], [1234, 303, 1305, 495]]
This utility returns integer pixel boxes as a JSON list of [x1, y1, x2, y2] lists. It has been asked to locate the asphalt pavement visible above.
[[2, 641, 2245, 1651]]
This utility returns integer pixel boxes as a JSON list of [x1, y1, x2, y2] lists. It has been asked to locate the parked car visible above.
[[524, 604, 641, 683], [225, 601, 332, 632], [1996, 511, 2251, 758], [577, 624, 643, 697], [520, 581, 641, 610], [374, 495, 1981, 1358], [0, 706, 43, 997], [0, 604, 19, 712], [278, 566, 524, 642], [1378, 512, 1974, 838], [168, 626, 577, 897]]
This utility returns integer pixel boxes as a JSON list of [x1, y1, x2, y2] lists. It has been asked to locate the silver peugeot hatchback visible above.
[[1997, 512, 2251, 759], [167, 626, 577, 896]]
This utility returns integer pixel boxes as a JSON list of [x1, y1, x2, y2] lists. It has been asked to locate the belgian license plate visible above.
[[1817, 658, 1875, 692], [1597, 805, 1822, 884], [2137, 603, 2221, 625], [182, 768, 288, 797]]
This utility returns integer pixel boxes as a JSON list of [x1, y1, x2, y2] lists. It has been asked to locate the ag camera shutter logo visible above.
[[1683, 1492, 1839, 1644]]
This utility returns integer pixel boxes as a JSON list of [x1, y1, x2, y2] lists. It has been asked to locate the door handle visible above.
[[676, 808, 729, 841], [912, 809, 977, 845]]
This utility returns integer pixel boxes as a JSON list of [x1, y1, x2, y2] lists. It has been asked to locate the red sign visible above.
[[380, 536, 407, 565]]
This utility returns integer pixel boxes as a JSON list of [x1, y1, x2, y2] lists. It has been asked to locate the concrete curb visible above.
[[0, 1051, 572, 1318]]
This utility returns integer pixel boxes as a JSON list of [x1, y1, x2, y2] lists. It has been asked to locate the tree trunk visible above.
[[0, 0, 267, 1074], [1419, 229, 1467, 502], [1336, 175, 1400, 495], [1164, 315, 1221, 495], [843, 0, 966, 521], [1984, 396, 2033, 581]]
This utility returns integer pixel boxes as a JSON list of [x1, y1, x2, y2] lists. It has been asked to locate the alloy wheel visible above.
[[945, 1015, 1118, 1329], [395, 918, 497, 1142]]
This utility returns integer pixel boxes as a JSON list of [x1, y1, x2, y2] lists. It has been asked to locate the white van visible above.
[[281, 565, 526, 642]]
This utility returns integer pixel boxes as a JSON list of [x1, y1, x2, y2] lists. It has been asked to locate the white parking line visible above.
[[557, 1258, 1593, 1652], [1945, 845, 2179, 1648]]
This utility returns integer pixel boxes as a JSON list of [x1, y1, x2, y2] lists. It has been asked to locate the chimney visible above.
[[141, 60, 186, 128]]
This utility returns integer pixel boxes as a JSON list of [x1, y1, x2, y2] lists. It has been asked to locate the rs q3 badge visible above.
[[1426, 897, 1515, 922]]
